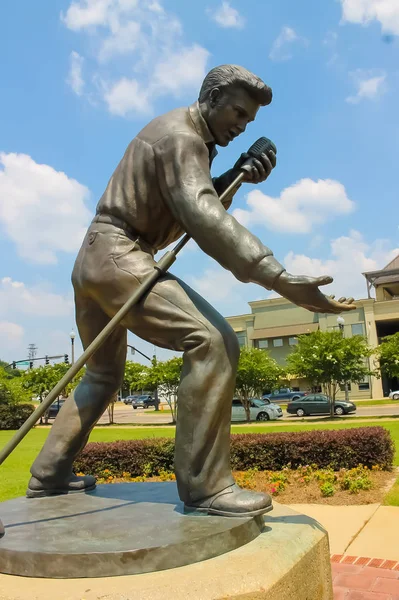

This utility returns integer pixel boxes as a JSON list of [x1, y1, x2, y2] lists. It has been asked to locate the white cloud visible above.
[[153, 45, 210, 96], [346, 69, 387, 104], [0, 321, 24, 346], [62, 0, 210, 117], [0, 277, 73, 318], [62, 0, 114, 30], [103, 77, 152, 116], [98, 20, 141, 62], [67, 51, 85, 95], [340, 0, 399, 36], [0, 152, 91, 264], [207, 2, 245, 29], [189, 267, 241, 302], [284, 230, 399, 299], [232, 178, 355, 235], [269, 26, 308, 61]]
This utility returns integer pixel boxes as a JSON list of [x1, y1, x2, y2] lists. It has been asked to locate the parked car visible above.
[[286, 394, 356, 417], [131, 394, 157, 409], [262, 388, 307, 403], [389, 390, 399, 400], [231, 398, 283, 422], [123, 395, 140, 405], [47, 399, 66, 419]]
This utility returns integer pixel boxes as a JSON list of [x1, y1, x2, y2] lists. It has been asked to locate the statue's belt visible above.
[[92, 213, 155, 255]]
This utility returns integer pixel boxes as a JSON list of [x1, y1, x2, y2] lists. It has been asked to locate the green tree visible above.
[[148, 357, 183, 423], [123, 361, 150, 395], [287, 330, 375, 417], [0, 360, 23, 379], [235, 347, 282, 422], [23, 364, 85, 423], [377, 332, 399, 380], [0, 367, 31, 405]]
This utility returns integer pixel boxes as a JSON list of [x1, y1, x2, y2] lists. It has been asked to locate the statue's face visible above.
[[206, 86, 260, 147]]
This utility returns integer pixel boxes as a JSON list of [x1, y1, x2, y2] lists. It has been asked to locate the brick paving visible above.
[[332, 555, 399, 599]]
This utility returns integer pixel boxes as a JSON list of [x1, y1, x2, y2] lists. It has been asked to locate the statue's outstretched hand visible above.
[[273, 272, 356, 314]]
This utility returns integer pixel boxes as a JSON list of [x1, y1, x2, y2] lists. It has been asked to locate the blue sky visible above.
[[0, 0, 398, 366]]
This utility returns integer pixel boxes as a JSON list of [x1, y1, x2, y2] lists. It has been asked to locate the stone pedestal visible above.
[[0, 483, 333, 599]]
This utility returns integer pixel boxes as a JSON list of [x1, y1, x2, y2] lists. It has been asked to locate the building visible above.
[[226, 255, 399, 399]]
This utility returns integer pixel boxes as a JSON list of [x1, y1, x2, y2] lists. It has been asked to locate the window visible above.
[[273, 338, 283, 347], [358, 381, 370, 391], [258, 339, 268, 349], [351, 323, 364, 336], [289, 337, 298, 346], [236, 332, 246, 347], [317, 395, 329, 402], [339, 383, 352, 391], [232, 399, 242, 407]]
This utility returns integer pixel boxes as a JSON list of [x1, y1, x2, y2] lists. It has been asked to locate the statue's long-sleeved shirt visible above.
[[96, 102, 284, 287]]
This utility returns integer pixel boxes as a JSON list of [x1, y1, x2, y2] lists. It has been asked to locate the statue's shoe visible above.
[[184, 484, 273, 517], [26, 474, 96, 498]]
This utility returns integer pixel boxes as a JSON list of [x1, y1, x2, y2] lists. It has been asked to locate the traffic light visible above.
[[12, 361, 16, 369], [29, 361, 33, 369], [45, 355, 49, 365], [64, 354, 69, 364]]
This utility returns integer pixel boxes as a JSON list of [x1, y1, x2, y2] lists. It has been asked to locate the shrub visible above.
[[339, 465, 373, 494], [74, 427, 394, 478], [320, 482, 335, 497], [230, 427, 394, 471], [75, 438, 175, 477], [0, 403, 35, 430]]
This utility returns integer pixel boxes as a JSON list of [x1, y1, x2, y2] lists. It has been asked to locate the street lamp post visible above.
[[70, 330, 76, 365], [337, 316, 350, 402]]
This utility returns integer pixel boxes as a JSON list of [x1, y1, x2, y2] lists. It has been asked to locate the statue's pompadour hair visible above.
[[199, 64, 272, 106]]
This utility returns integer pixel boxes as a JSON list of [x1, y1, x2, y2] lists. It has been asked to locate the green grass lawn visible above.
[[1, 420, 398, 503], [384, 477, 399, 506]]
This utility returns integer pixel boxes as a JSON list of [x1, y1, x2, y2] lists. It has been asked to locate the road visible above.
[[97, 402, 399, 425]]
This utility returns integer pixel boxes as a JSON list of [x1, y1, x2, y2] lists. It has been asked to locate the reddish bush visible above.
[[74, 426, 394, 477], [230, 427, 394, 471]]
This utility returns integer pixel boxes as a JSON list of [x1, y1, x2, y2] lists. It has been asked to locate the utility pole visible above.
[[27, 344, 37, 369]]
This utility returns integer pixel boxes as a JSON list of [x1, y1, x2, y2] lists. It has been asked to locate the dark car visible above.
[[286, 394, 356, 417], [47, 399, 66, 419], [123, 395, 140, 405], [131, 394, 156, 409], [263, 388, 307, 403]]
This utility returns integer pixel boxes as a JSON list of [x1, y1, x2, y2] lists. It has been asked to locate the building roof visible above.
[[363, 254, 399, 297], [251, 322, 319, 340]]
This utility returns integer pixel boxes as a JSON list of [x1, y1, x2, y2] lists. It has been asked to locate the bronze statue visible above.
[[27, 65, 354, 517]]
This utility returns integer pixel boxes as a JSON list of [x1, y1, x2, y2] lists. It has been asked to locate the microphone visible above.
[[242, 136, 277, 171]]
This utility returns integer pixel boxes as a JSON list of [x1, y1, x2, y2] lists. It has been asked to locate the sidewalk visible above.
[[289, 503, 399, 598]]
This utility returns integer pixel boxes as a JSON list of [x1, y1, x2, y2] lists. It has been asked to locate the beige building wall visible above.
[[226, 291, 399, 400]]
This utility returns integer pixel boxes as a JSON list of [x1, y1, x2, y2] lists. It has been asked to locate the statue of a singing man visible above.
[[28, 65, 354, 517]]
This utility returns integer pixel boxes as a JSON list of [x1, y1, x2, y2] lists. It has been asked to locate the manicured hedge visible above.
[[74, 427, 394, 476], [0, 403, 35, 430]]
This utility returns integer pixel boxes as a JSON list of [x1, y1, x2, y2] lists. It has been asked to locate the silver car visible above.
[[231, 398, 283, 422], [389, 390, 399, 400]]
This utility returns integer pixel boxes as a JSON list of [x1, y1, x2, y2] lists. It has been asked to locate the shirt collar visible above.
[[188, 101, 214, 144]]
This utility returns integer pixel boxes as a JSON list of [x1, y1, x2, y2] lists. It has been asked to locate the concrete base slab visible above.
[[288, 503, 380, 554], [0, 502, 332, 600], [346, 506, 399, 561], [0, 482, 264, 578]]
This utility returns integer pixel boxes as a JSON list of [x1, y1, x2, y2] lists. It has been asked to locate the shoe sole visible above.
[[184, 503, 273, 518], [26, 483, 96, 498]]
